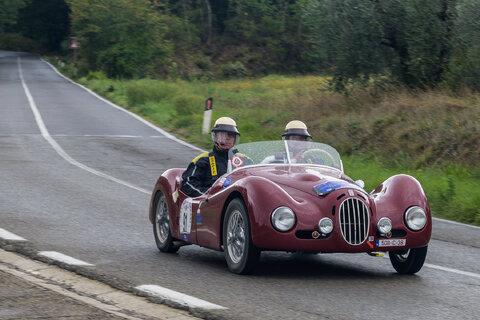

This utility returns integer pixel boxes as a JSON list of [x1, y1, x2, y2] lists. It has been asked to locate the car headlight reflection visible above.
[[271, 207, 296, 232], [377, 217, 392, 234], [318, 217, 334, 234], [405, 206, 427, 231]]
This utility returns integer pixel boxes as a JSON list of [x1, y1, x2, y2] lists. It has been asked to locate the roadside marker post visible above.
[[69, 36, 80, 76], [202, 98, 213, 134]]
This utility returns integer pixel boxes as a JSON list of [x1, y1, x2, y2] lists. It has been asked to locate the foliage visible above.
[[2, 0, 480, 92], [67, 0, 172, 78], [221, 61, 249, 78], [303, 0, 456, 91], [17, 0, 70, 52], [0, 0, 27, 32], [442, 0, 480, 91]]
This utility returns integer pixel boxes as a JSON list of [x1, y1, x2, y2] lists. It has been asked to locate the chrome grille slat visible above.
[[339, 197, 369, 245]]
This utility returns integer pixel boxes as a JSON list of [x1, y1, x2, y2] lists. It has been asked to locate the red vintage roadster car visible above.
[[149, 141, 431, 274]]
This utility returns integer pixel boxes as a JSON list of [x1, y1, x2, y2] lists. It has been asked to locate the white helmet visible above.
[[282, 120, 312, 140], [211, 117, 240, 148]]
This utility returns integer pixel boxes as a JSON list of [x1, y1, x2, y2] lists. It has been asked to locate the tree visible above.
[[17, 0, 70, 52], [0, 0, 26, 32], [67, 0, 172, 78], [444, 0, 480, 90], [303, 0, 456, 89]]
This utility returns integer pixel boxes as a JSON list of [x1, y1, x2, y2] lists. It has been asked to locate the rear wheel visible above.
[[153, 191, 179, 253], [223, 198, 260, 274], [389, 246, 428, 274]]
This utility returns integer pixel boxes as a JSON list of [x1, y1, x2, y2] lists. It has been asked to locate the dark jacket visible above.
[[181, 146, 229, 197]]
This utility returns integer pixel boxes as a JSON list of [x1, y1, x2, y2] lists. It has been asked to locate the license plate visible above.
[[376, 239, 406, 247]]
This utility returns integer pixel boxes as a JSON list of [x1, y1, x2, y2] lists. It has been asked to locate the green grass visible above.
[[343, 155, 480, 226], [47, 58, 479, 226]]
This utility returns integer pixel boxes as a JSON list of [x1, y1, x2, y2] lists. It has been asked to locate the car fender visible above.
[[371, 174, 432, 243], [148, 168, 184, 224], [228, 176, 304, 248]]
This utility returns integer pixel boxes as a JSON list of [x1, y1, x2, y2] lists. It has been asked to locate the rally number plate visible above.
[[376, 239, 406, 247]]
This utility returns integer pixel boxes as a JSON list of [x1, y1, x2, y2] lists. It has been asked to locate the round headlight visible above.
[[271, 207, 296, 232], [377, 217, 392, 234], [318, 218, 334, 234], [405, 206, 427, 231]]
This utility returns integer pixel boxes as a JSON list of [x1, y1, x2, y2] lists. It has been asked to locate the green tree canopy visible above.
[[0, 0, 27, 32], [67, 0, 172, 78], [304, 0, 455, 90]]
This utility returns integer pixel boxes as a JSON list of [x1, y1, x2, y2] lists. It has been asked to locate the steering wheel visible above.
[[300, 149, 336, 167]]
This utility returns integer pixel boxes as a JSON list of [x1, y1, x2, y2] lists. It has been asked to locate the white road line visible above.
[[0, 228, 26, 241], [38, 251, 94, 266], [43, 59, 205, 153], [17, 57, 150, 195], [432, 217, 480, 229], [135, 284, 227, 310], [425, 263, 480, 279], [52, 134, 164, 138], [379, 254, 480, 280]]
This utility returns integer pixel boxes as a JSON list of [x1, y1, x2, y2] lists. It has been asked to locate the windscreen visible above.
[[228, 140, 343, 172]]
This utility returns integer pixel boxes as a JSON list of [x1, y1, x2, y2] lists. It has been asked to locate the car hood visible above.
[[236, 165, 364, 197]]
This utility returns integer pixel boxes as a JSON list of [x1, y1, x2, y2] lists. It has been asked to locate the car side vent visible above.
[[336, 194, 345, 200], [332, 205, 336, 216], [339, 198, 369, 245]]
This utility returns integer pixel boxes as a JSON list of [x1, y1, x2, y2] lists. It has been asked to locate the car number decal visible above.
[[376, 239, 406, 247], [179, 198, 193, 241]]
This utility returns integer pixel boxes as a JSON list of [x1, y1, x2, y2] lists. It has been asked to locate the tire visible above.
[[153, 191, 179, 253], [223, 198, 260, 274], [389, 246, 428, 274]]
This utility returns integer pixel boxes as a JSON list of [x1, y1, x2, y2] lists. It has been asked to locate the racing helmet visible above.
[[282, 120, 312, 140], [211, 117, 240, 148]]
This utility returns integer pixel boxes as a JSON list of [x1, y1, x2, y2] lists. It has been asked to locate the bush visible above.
[[221, 61, 249, 78], [86, 71, 108, 80], [126, 81, 177, 107], [0, 33, 39, 52], [173, 93, 203, 116]]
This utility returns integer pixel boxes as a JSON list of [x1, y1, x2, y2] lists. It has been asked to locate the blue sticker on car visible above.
[[313, 181, 350, 196], [223, 177, 232, 188]]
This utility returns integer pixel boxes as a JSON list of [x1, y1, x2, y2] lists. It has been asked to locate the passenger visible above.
[[181, 117, 240, 197], [261, 120, 312, 164], [282, 120, 312, 162]]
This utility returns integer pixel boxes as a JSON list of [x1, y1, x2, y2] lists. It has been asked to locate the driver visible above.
[[181, 117, 240, 197], [282, 120, 312, 162]]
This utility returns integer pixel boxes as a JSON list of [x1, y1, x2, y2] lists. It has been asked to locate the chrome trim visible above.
[[339, 197, 369, 245]]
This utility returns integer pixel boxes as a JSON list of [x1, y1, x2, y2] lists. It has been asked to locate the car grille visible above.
[[339, 197, 369, 245]]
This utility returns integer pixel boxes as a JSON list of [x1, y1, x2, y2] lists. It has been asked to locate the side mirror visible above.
[[355, 179, 365, 189]]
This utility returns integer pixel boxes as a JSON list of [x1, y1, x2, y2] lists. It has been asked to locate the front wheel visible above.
[[223, 198, 260, 274], [389, 246, 428, 274], [153, 191, 179, 253]]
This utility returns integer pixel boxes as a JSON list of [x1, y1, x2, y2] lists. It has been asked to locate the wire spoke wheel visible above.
[[227, 210, 246, 264], [153, 191, 179, 253], [223, 198, 260, 274], [155, 195, 170, 243]]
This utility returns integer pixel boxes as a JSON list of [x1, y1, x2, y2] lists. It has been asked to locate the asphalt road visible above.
[[1, 51, 479, 320]]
